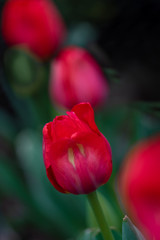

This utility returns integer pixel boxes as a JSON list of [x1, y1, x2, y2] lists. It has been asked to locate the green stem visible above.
[[87, 191, 114, 240]]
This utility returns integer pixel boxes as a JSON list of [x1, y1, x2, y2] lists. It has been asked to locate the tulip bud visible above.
[[49, 47, 109, 109], [5, 47, 46, 95], [43, 102, 112, 194], [118, 135, 160, 240], [2, 0, 66, 60]]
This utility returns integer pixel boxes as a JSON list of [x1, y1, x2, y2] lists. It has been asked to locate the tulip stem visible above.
[[87, 191, 114, 240]]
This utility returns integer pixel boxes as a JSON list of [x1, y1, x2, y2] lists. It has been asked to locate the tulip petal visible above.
[[72, 132, 112, 192], [52, 114, 91, 141], [43, 122, 54, 142], [71, 103, 100, 135], [48, 139, 84, 194], [46, 166, 67, 193], [49, 132, 112, 194], [43, 122, 54, 168]]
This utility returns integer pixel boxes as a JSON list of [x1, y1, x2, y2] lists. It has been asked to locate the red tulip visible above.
[[49, 47, 109, 109], [2, 0, 66, 59], [119, 135, 160, 240], [43, 102, 112, 194]]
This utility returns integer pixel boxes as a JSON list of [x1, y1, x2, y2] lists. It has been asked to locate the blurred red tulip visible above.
[[43, 102, 112, 194], [119, 135, 160, 240], [49, 46, 109, 109], [2, 0, 66, 59]]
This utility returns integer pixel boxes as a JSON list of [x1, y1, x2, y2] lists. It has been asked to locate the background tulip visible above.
[[43, 102, 112, 194], [2, 0, 66, 60], [49, 46, 109, 109], [118, 135, 160, 240]]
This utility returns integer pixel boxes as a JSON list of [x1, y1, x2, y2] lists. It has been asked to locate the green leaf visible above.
[[76, 228, 122, 240], [122, 216, 145, 240], [76, 229, 103, 240], [111, 229, 122, 240]]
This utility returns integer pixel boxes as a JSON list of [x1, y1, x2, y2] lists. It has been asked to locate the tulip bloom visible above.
[[2, 0, 65, 59], [119, 135, 160, 240], [43, 102, 112, 194], [50, 47, 109, 109]]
